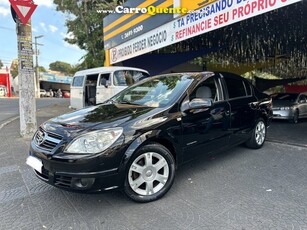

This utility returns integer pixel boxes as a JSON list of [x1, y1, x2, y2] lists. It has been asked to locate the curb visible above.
[[267, 139, 307, 149], [0, 116, 19, 130]]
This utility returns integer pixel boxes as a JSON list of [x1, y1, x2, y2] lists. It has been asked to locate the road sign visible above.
[[9, 0, 37, 25]]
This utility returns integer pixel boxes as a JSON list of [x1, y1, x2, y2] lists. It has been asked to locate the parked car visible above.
[[26, 72, 272, 202], [40, 89, 47, 97], [271, 92, 307, 123]]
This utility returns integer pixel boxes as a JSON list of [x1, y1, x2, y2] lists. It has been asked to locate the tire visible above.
[[123, 143, 175, 203], [245, 118, 266, 149], [289, 110, 299, 124]]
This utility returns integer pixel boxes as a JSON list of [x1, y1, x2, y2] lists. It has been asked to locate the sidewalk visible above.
[[0, 103, 73, 229]]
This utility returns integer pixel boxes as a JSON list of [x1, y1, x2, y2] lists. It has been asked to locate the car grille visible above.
[[35, 168, 73, 188], [54, 175, 72, 188], [34, 128, 62, 152]]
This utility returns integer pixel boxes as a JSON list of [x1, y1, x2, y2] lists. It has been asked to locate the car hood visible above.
[[42, 104, 155, 137], [272, 100, 295, 108]]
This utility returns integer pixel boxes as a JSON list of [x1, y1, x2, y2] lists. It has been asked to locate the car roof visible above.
[[154, 71, 247, 81], [155, 71, 214, 78], [74, 66, 149, 76]]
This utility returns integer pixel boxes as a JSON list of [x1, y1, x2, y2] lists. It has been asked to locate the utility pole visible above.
[[17, 19, 37, 137], [34, 35, 43, 98], [10, 0, 38, 138]]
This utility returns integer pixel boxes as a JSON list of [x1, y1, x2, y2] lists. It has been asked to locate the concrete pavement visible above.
[[0, 98, 69, 124], [0, 103, 306, 230], [267, 119, 307, 147]]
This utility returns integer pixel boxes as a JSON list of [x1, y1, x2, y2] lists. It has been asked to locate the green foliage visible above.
[[38, 66, 46, 72], [53, 0, 117, 68], [11, 64, 18, 78], [70, 64, 84, 75], [49, 61, 72, 74], [0, 60, 3, 68]]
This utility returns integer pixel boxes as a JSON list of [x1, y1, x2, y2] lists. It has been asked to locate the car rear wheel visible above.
[[245, 118, 266, 149], [289, 110, 299, 124], [123, 143, 175, 203]]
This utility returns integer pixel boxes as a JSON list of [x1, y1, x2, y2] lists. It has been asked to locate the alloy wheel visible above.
[[128, 152, 169, 196], [255, 121, 266, 145]]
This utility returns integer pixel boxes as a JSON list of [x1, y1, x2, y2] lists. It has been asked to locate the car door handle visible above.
[[79, 92, 83, 94], [96, 92, 100, 94]]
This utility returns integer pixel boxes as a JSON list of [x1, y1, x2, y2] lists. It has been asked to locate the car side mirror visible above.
[[181, 98, 213, 112], [189, 98, 213, 109]]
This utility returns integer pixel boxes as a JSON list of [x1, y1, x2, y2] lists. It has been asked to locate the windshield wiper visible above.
[[117, 100, 142, 106], [116, 100, 151, 107]]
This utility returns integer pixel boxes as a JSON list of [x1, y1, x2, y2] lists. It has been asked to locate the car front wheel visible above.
[[245, 118, 266, 149], [123, 143, 175, 203], [289, 110, 299, 124]]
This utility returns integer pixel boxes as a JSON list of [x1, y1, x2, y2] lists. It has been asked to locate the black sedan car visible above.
[[26, 72, 272, 202]]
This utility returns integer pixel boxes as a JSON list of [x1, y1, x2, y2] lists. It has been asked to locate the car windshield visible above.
[[272, 93, 298, 102], [111, 75, 193, 108]]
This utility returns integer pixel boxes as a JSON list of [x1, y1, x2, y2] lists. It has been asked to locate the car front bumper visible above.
[[28, 141, 127, 192], [31, 158, 121, 192], [272, 109, 293, 120]]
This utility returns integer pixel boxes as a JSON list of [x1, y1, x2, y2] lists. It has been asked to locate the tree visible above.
[[70, 64, 82, 75], [53, 0, 117, 68], [0, 60, 3, 69], [49, 61, 72, 74], [38, 66, 46, 72], [11, 62, 18, 78]]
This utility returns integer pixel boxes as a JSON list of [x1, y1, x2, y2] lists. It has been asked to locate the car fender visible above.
[[117, 129, 180, 180]]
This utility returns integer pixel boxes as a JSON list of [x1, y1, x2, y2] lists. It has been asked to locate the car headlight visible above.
[[280, 107, 290, 110], [65, 127, 123, 154]]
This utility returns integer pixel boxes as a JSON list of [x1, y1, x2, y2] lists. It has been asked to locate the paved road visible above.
[[267, 118, 307, 147], [0, 98, 69, 124]]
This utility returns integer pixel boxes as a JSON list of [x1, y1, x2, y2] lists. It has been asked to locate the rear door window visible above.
[[224, 77, 247, 99]]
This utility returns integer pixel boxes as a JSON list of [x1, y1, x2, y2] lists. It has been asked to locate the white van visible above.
[[70, 66, 149, 109]]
